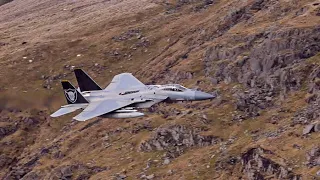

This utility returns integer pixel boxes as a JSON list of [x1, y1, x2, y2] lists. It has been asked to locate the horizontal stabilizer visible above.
[[50, 105, 86, 117]]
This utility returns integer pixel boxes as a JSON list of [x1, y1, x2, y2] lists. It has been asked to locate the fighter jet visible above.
[[50, 69, 214, 121]]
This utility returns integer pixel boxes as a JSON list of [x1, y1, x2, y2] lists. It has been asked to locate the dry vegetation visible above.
[[0, 0, 319, 179]]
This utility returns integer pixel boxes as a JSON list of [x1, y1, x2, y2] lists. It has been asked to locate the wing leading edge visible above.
[[73, 99, 133, 121]]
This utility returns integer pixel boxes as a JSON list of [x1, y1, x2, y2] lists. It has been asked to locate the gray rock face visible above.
[[241, 147, 301, 180], [3, 155, 40, 179], [302, 122, 320, 135], [130, 122, 153, 134], [4, 167, 30, 180], [306, 146, 320, 167], [0, 155, 15, 169], [202, 26, 320, 123], [0, 124, 18, 139], [308, 65, 320, 94], [114, 173, 127, 180], [21, 117, 39, 127], [302, 124, 315, 135], [203, 27, 320, 118], [47, 164, 108, 180], [234, 88, 274, 119], [204, 27, 320, 82], [4, 159, 108, 180], [315, 123, 320, 132], [293, 100, 320, 125], [21, 171, 43, 180], [139, 125, 219, 158]]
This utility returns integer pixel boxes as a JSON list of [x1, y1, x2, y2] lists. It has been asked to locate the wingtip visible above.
[[50, 113, 59, 118]]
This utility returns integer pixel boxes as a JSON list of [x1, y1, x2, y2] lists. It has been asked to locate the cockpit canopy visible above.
[[161, 84, 187, 92]]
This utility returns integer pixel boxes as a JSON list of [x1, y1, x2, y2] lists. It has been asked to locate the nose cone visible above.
[[194, 91, 215, 100]]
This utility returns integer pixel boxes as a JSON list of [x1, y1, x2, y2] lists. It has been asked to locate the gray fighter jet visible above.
[[50, 69, 214, 121]]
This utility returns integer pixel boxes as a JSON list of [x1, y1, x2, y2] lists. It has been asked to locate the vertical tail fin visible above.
[[61, 80, 88, 104], [74, 69, 102, 91]]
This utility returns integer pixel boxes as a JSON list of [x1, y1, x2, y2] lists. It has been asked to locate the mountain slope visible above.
[[0, 0, 319, 179]]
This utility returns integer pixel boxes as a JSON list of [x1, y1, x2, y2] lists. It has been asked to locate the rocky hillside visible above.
[[0, 0, 320, 179]]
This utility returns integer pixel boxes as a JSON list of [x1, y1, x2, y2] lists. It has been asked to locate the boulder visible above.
[[145, 174, 154, 180], [303, 124, 315, 135], [163, 158, 170, 165], [302, 122, 320, 135], [314, 123, 320, 132]]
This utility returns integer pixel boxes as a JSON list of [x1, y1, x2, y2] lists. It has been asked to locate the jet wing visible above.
[[105, 73, 145, 91], [73, 99, 133, 121]]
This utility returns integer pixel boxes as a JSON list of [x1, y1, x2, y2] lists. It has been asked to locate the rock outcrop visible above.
[[234, 88, 274, 119], [8, 164, 108, 180], [302, 122, 320, 135], [204, 27, 320, 84], [0, 124, 18, 139], [0, 155, 15, 170], [241, 147, 301, 180], [306, 146, 320, 167], [293, 100, 320, 125], [203, 25, 320, 122], [46, 164, 108, 180], [139, 125, 219, 158]]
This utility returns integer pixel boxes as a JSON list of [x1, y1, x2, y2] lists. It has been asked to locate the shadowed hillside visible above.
[[0, 0, 13, 6]]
